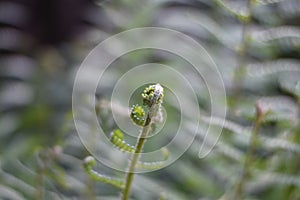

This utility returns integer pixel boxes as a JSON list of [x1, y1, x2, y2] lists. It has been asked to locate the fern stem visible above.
[[35, 167, 45, 200], [232, 0, 252, 96], [122, 83, 164, 200], [85, 179, 96, 200], [233, 102, 264, 200], [121, 114, 152, 200], [280, 98, 300, 199], [85, 166, 124, 188], [83, 157, 124, 189]]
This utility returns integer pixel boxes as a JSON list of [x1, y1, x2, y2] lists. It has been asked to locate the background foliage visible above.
[[0, 0, 300, 199]]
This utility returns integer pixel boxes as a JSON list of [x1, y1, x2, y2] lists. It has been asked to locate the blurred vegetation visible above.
[[0, 0, 300, 199]]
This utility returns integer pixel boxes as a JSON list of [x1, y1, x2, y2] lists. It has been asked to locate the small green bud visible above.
[[130, 105, 145, 126], [142, 83, 164, 107], [83, 156, 96, 168], [110, 129, 135, 152]]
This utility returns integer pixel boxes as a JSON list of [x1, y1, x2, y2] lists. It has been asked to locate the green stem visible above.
[[86, 179, 96, 200], [232, 0, 252, 97], [233, 102, 264, 200], [280, 97, 300, 199], [121, 113, 152, 200], [35, 167, 45, 200], [85, 166, 123, 188]]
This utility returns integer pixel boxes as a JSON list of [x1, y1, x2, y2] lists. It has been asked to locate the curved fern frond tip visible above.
[[141, 83, 164, 125], [83, 156, 124, 188], [83, 156, 96, 169], [130, 105, 145, 126], [110, 129, 135, 153], [161, 147, 170, 158], [136, 147, 170, 170], [142, 83, 164, 107]]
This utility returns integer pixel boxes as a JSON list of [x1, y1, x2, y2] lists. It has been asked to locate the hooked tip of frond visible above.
[[142, 83, 164, 107], [83, 156, 96, 168]]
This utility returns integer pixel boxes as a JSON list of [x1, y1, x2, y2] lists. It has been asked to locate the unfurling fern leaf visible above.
[[83, 156, 124, 188], [136, 147, 170, 170], [130, 105, 145, 126], [110, 129, 135, 153], [142, 84, 164, 106], [83, 84, 165, 200]]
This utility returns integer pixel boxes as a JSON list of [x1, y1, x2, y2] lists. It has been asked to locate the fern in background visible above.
[[209, 0, 300, 199], [0, 0, 299, 199]]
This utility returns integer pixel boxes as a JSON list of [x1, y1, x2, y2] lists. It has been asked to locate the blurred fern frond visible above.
[[246, 59, 300, 76], [201, 116, 300, 153]]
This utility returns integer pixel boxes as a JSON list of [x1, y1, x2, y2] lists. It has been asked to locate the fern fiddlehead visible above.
[[83, 83, 166, 200], [136, 147, 170, 170], [122, 83, 164, 200], [130, 105, 146, 126], [110, 129, 135, 153], [83, 156, 124, 188]]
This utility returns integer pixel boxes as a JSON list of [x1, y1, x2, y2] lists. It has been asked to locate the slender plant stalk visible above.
[[232, 0, 252, 96], [35, 150, 49, 200], [35, 167, 45, 200], [86, 179, 96, 200], [280, 97, 300, 199], [121, 114, 152, 200], [83, 84, 164, 200], [122, 84, 164, 200], [231, 7, 256, 198], [233, 102, 264, 200]]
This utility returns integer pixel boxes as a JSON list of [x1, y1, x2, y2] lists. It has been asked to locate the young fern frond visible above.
[[142, 84, 164, 107], [122, 83, 165, 200], [83, 156, 124, 189], [110, 129, 135, 153], [136, 147, 170, 170], [130, 105, 146, 126], [83, 83, 167, 200], [136, 161, 165, 170]]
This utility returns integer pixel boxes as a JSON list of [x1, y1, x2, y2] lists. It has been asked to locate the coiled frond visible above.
[[110, 129, 135, 153], [130, 105, 145, 126], [142, 83, 164, 107], [136, 147, 170, 170], [83, 156, 124, 188]]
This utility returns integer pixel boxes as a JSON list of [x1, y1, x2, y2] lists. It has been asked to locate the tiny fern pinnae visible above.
[[233, 102, 265, 200], [130, 105, 145, 126], [136, 147, 170, 170], [110, 129, 135, 153], [83, 156, 124, 188]]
